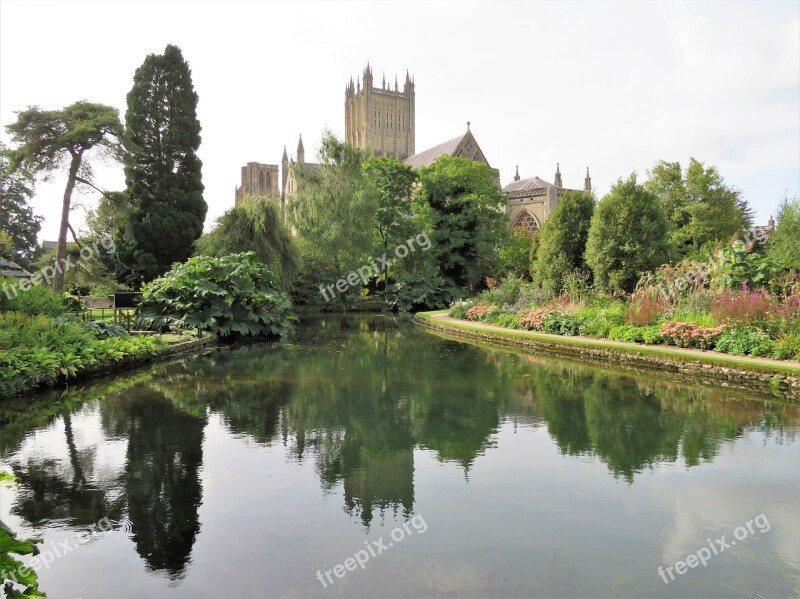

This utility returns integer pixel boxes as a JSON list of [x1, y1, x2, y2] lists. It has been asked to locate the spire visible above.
[[466, 121, 471, 131], [297, 135, 305, 165], [554, 163, 563, 188], [382, 72, 385, 89], [584, 167, 592, 193], [768, 214, 775, 231], [395, 75, 398, 91], [282, 145, 288, 163], [514, 165, 520, 182]]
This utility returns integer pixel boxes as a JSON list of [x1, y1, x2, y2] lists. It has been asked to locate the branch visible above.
[[67, 222, 83, 248], [74, 176, 119, 203]]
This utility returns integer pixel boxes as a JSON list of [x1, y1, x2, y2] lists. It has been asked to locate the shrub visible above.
[[772, 331, 800, 361], [0, 277, 67, 316], [576, 304, 626, 338], [82, 321, 129, 339], [625, 292, 667, 326], [139, 252, 296, 339], [465, 305, 495, 321], [542, 313, 583, 336], [609, 325, 646, 343], [448, 302, 470, 320], [561, 269, 593, 303], [659, 321, 726, 350], [715, 327, 774, 357], [483, 311, 522, 329], [710, 286, 776, 329], [389, 273, 461, 312], [518, 308, 549, 330], [641, 326, 664, 344]]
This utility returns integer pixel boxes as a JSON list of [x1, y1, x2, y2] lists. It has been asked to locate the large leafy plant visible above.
[[1, 471, 45, 598], [138, 253, 296, 339]]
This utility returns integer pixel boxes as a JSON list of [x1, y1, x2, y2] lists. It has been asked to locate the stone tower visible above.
[[235, 162, 279, 206], [345, 63, 415, 160]]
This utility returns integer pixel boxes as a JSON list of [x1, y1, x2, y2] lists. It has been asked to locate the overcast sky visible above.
[[1, 0, 798, 241]]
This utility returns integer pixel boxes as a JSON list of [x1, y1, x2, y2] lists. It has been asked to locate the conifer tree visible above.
[[119, 44, 206, 284]]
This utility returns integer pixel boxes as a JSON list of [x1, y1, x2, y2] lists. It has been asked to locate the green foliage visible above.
[[363, 155, 417, 289], [499, 228, 536, 278], [195, 196, 299, 289], [119, 44, 207, 285], [5, 101, 124, 291], [767, 195, 800, 270], [0, 143, 40, 267], [0, 312, 162, 398], [482, 310, 523, 329], [389, 272, 461, 312], [715, 327, 774, 357], [608, 324, 663, 344], [287, 132, 378, 279], [138, 252, 296, 339], [534, 190, 595, 296], [82, 321, 129, 339], [542, 313, 584, 336], [1, 472, 45, 598], [772, 331, 800, 361], [0, 277, 67, 316], [413, 155, 509, 293], [659, 321, 726, 350], [576, 304, 626, 338], [585, 173, 670, 293], [713, 244, 779, 291], [646, 158, 751, 258]]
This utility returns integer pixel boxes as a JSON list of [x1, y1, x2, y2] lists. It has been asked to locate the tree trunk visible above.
[[54, 151, 82, 292]]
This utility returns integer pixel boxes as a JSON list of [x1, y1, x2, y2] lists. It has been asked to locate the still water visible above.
[[0, 315, 798, 599]]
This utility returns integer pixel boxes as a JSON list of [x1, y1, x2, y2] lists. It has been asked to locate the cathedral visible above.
[[233, 63, 590, 231]]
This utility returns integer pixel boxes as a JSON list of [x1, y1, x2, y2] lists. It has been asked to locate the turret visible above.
[[554, 163, 563, 188], [297, 134, 305, 166], [584, 167, 592, 193]]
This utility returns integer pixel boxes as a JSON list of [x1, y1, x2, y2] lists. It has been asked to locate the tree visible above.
[[498, 227, 536, 278], [585, 173, 670, 293], [363, 155, 417, 291], [119, 44, 206, 285], [5, 102, 123, 291], [767, 195, 800, 270], [413, 155, 509, 293], [646, 158, 751, 258], [0, 144, 41, 267], [534, 190, 594, 296], [286, 132, 378, 279], [195, 196, 299, 289]]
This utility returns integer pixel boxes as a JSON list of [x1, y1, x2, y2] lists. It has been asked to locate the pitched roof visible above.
[[0, 257, 31, 278], [503, 176, 553, 193], [42, 240, 59, 250], [404, 134, 465, 169]]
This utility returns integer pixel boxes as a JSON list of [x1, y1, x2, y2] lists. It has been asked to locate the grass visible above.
[[415, 310, 800, 377]]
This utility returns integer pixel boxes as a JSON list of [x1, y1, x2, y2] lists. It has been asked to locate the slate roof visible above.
[[503, 176, 553, 193], [42, 240, 59, 250], [404, 134, 465, 169], [0, 257, 31, 278]]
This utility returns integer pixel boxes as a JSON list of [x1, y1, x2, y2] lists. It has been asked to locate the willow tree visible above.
[[119, 44, 206, 285], [195, 196, 299, 289], [5, 102, 123, 291], [285, 132, 378, 277]]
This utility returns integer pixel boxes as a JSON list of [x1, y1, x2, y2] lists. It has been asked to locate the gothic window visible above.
[[514, 211, 540, 234]]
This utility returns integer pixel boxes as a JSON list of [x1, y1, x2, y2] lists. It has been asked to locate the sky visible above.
[[1, 0, 798, 242]]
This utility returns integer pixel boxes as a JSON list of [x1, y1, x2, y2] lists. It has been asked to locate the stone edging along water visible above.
[[413, 311, 800, 401]]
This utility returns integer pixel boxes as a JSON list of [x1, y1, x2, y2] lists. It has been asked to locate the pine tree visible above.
[[119, 44, 206, 285]]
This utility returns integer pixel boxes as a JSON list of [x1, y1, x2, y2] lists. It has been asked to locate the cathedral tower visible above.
[[345, 63, 415, 160]]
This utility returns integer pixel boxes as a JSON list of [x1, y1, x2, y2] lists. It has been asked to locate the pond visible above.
[[1, 314, 798, 598]]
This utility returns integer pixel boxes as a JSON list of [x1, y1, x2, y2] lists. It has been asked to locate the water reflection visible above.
[[0, 314, 797, 587]]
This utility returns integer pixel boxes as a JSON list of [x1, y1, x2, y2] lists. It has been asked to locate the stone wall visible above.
[[414, 316, 800, 401]]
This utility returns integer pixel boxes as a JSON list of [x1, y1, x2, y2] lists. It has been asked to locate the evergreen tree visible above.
[[767, 195, 800, 270], [534, 190, 594, 296], [585, 174, 669, 293], [5, 102, 123, 290], [120, 44, 206, 285], [0, 143, 41, 267]]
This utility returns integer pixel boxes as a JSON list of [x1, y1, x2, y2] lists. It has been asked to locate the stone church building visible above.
[[505, 165, 592, 233], [233, 63, 591, 232]]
